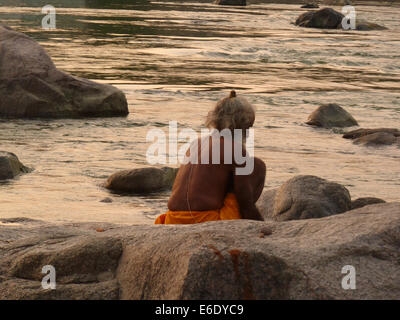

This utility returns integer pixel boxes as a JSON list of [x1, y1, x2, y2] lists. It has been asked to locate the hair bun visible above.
[[229, 90, 236, 98]]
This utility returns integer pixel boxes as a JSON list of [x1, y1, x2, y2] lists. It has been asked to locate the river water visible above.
[[0, 1, 399, 224]]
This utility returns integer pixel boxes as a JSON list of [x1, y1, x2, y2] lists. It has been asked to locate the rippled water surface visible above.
[[0, 1, 399, 224]]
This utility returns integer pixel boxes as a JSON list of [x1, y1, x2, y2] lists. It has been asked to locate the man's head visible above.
[[205, 90, 255, 132]]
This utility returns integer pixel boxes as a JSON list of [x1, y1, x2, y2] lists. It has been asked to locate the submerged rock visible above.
[[351, 197, 386, 210], [343, 128, 400, 140], [355, 20, 388, 31], [105, 167, 178, 194], [353, 132, 400, 146], [295, 8, 387, 31], [257, 175, 351, 221], [1, 201, 399, 299], [0, 26, 128, 119], [343, 128, 399, 146], [306, 103, 358, 128], [0, 151, 30, 180], [215, 0, 246, 5], [301, 3, 319, 9], [295, 8, 344, 29]]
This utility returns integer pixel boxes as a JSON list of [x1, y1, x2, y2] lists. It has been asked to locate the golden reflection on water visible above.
[[0, 2, 399, 224]]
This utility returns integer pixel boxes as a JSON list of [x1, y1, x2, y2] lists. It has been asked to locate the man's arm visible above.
[[233, 173, 264, 221]]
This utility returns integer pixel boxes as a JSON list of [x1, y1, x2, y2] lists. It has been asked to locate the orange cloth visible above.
[[154, 193, 241, 225]]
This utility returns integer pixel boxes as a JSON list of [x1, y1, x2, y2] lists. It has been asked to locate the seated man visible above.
[[155, 90, 266, 224]]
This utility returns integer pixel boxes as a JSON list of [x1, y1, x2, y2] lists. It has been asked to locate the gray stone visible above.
[[0, 26, 128, 118], [1, 202, 399, 299], [306, 103, 358, 128], [105, 167, 178, 194], [259, 175, 351, 221], [0, 151, 30, 180]]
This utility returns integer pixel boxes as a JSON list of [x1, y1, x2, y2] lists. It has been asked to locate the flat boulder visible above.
[[259, 175, 351, 221], [0, 151, 30, 180], [295, 8, 344, 29], [343, 128, 400, 139], [356, 20, 387, 31], [1, 202, 399, 299], [0, 26, 128, 118], [351, 197, 386, 210], [306, 103, 358, 128], [105, 167, 178, 194], [215, 0, 246, 5], [354, 132, 399, 146]]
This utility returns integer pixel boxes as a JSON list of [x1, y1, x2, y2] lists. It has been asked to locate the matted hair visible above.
[[205, 90, 256, 131]]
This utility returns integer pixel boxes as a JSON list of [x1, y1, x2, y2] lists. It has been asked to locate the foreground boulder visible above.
[[257, 175, 351, 221], [105, 167, 178, 194], [215, 0, 246, 5], [351, 197, 385, 210], [0, 151, 30, 180], [0, 26, 128, 118], [0, 202, 399, 299], [295, 8, 387, 31], [306, 103, 358, 128]]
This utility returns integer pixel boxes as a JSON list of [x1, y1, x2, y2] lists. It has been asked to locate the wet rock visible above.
[[301, 3, 319, 9], [343, 128, 400, 140], [351, 197, 386, 210], [105, 167, 178, 194], [0, 26, 128, 118], [215, 0, 246, 5], [258, 175, 351, 221], [306, 103, 358, 128], [354, 132, 400, 146], [1, 202, 399, 299], [295, 7, 388, 31], [356, 20, 387, 31], [0, 151, 30, 180], [295, 8, 344, 29]]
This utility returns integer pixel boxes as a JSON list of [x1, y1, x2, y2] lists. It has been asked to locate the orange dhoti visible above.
[[154, 193, 241, 224]]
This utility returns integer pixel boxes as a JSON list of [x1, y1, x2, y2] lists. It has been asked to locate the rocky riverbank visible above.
[[0, 201, 399, 299]]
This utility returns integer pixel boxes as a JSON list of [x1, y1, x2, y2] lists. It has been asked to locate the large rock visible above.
[[258, 175, 352, 221], [215, 0, 246, 5], [0, 151, 30, 180], [0, 26, 128, 118], [105, 167, 178, 194], [1, 202, 399, 299], [306, 103, 358, 128], [295, 8, 344, 29]]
